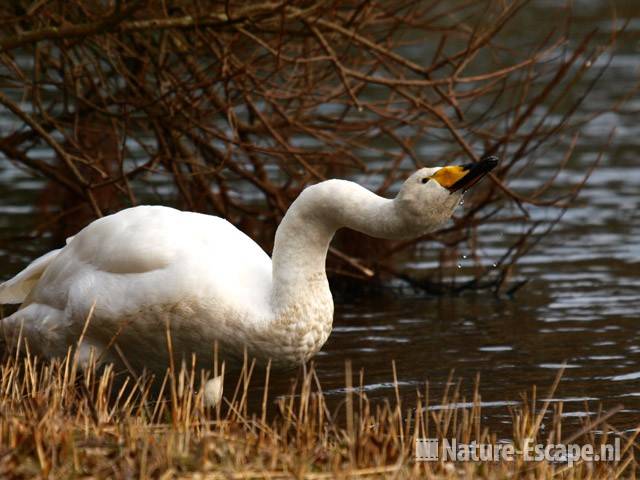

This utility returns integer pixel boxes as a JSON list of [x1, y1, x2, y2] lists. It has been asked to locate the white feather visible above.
[[0, 248, 62, 304]]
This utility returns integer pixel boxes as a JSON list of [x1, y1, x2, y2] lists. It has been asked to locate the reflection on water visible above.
[[0, 0, 639, 433]]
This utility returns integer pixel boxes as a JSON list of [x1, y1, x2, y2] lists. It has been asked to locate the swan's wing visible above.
[[3, 205, 274, 367], [21, 205, 273, 321], [0, 248, 63, 304], [0, 235, 76, 305]]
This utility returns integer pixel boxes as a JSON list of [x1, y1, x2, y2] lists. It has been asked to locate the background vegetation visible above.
[[0, 0, 627, 294]]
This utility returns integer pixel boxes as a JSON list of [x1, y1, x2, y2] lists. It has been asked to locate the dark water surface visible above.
[[1, 1, 639, 435]]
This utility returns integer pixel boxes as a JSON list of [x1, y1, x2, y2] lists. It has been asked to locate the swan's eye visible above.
[[421, 177, 430, 184]]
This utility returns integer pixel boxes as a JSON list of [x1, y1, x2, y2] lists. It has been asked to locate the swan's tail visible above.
[[0, 247, 63, 305], [0, 315, 21, 359]]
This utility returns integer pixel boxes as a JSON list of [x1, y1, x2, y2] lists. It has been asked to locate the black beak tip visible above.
[[449, 155, 499, 194], [481, 155, 499, 170]]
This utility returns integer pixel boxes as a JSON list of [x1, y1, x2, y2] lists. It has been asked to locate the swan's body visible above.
[[0, 159, 496, 376]]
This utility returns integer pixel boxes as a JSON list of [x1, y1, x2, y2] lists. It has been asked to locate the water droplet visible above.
[[492, 263, 497, 268], [462, 255, 467, 259], [457, 264, 462, 269]]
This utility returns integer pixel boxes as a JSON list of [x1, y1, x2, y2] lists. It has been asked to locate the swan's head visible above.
[[395, 156, 498, 234]]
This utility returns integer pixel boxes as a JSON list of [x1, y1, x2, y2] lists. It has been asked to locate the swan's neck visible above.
[[267, 180, 409, 365]]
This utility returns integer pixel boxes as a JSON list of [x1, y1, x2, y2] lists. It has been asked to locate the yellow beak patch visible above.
[[430, 166, 469, 189]]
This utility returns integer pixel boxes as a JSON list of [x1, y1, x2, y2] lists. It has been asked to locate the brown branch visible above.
[[0, 2, 285, 53]]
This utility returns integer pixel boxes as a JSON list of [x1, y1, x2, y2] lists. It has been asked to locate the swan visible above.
[[0, 157, 497, 381]]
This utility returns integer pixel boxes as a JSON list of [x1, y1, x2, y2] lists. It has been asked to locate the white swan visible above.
[[0, 158, 496, 377]]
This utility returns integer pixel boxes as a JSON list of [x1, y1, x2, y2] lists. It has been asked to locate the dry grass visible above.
[[0, 340, 637, 479]]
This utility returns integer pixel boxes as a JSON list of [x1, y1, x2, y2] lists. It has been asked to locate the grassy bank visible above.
[[0, 346, 636, 479]]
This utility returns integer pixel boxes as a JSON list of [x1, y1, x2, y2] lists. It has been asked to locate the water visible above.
[[1, 1, 639, 434]]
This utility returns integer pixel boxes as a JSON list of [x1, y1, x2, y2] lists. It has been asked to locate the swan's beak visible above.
[[431, 156, 499, 194]]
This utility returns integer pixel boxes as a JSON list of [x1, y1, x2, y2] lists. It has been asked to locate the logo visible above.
[[415, 438, 621, 466]]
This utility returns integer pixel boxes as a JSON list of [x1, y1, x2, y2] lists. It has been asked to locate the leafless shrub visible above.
[[0, 0, 628, 293]]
